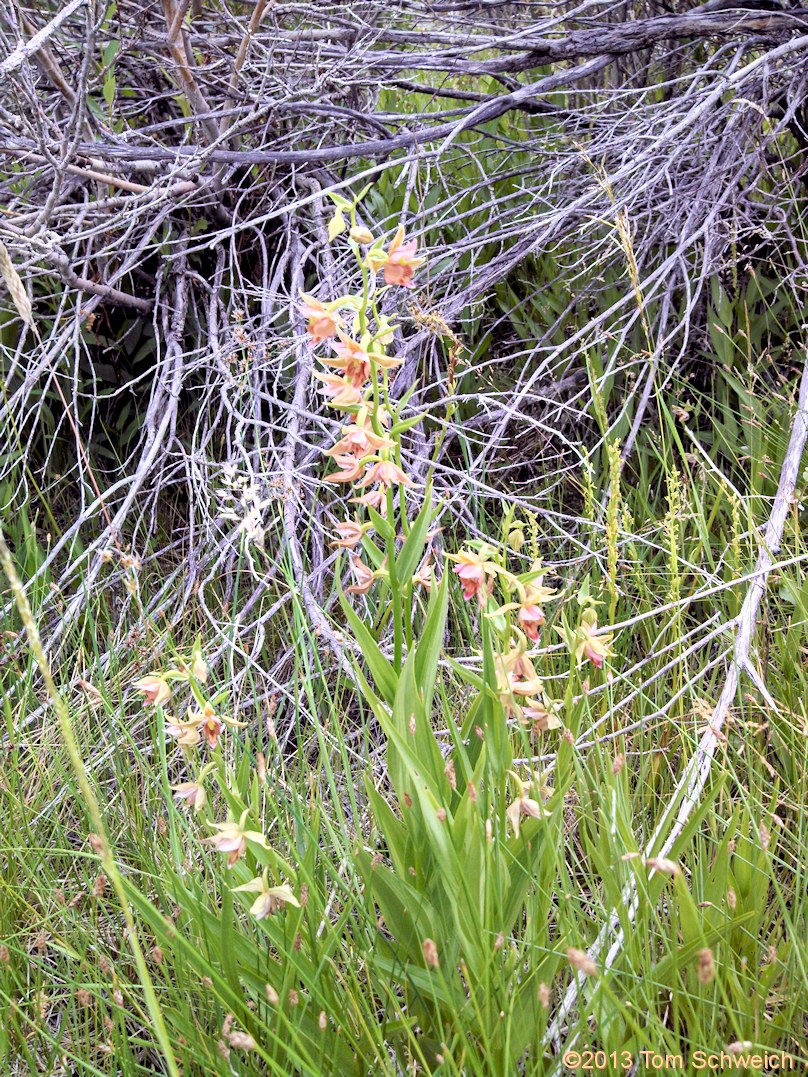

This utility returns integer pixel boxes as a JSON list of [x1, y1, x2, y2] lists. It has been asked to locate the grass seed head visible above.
[[566, 947, 598, 977], [228, 1031, 257, 1051], [0, 242, 33, 328], [696, 948, 715, 984], [423, 938, 439, 968]]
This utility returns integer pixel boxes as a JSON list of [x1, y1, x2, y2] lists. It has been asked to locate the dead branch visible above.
[[0, 0, 86, 76]]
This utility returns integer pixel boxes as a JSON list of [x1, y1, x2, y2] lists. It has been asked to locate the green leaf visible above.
[[219, 883, 241, 994], [392, 648, 445, 795], [367, 506, 395, 543], [503, 813, 556, 933], [349, 661, 393, 726], [414, 570, 449, 716], [368, 951, 458, 1010], [673, 871, 707, 950], [649, 912, 754, 988], [339, 582, 398, 704], [396, 491, 435, 584], [355, 850, 437, 964], [463, 617, 511, 776], [444, 653, 484, 690], [389, 413, 426, 436], [365, 776, 410, 880], [360, 533, 386, 569]]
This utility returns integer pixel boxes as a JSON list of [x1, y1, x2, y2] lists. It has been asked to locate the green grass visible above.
[[1, 358, 807, 1075]]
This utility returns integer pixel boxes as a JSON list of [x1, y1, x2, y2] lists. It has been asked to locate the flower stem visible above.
[[385, 485, 403, 670]]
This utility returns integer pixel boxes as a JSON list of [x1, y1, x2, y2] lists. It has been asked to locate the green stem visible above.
[[358, 260, 369, 335], [385, 485, 403, 670]]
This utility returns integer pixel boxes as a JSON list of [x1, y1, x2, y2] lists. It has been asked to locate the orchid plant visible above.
[[129, 191, 621, 1071], [304, 194, 620, 1067]]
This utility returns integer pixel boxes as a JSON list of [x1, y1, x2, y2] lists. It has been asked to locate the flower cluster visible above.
[[448, 537, 616, 734], [204, 811, 270, 868], [302, 204, 432, 596], [447, 545, 564, 732], [134, 647, 244, 752], [165, 699, 245, 751], [134, 651, 300, 912], [215, 463, 278, 550]]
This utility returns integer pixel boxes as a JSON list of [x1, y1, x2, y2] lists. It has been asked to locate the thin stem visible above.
[[385, 485, 403, 671]]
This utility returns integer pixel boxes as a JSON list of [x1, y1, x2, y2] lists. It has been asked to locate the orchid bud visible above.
[[327, 209, 346, 242], [349, 226, 374, 244], [191, 648, 208, 683], [507, 528, 525, 552]]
